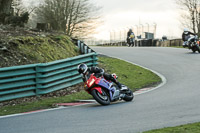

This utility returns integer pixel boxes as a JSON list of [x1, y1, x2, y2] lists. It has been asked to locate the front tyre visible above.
[[123, 89, 134, 102], [91, 89, 110, 105]]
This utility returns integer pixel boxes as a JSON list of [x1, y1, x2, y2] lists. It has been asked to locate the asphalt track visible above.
[[1, 47, 200, 133]]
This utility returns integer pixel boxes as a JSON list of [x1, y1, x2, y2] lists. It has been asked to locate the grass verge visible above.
[[0, 35, 79, 67], [98, 56, 161, 91], [0, 56, 161, 116], [143, 122, 200, 133]]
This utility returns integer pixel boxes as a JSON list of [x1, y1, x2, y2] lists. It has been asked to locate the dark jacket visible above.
[[182, 31, 195, 41], [127, 31, 135, 38], [82, 66, 104, 82], [82, 66, 121, 88], [127, 31, 135, 43]]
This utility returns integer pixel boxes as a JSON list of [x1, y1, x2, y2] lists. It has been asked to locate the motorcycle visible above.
[[84, 73, 134, 105], [127, 34, 135, 47], [184, 35, 200, 53]]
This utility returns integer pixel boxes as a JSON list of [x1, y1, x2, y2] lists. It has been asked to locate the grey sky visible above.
[[91, 0, 182, 40], [22, 0, 182, 40], [22, 0, 41, 7], [94, 0, 176, 13]]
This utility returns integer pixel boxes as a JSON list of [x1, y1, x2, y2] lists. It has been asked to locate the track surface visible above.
[[1, 47, 200, 133]]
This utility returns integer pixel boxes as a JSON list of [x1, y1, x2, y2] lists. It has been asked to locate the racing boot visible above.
[[116, 82, 128, 91]]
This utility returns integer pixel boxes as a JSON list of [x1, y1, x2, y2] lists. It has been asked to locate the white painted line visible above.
[[97, 53, 167, 96], [0, 103, 94, 119]]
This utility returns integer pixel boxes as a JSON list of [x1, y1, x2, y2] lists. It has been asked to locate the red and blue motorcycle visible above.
[[84, 73, 134, 105]]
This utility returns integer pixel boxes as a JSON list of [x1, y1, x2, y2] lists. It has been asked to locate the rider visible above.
[[182, 28, 196, 47], [127, 29, 135, 46], [77, 63, 127, 90]]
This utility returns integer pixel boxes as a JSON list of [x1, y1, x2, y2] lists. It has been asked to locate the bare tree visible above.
[[176, 0, 200, 34], [12, 0, 24, 16], [35, 0, 101, 38]]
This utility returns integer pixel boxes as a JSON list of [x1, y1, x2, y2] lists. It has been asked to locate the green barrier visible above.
[[0, 52, 98, 102]]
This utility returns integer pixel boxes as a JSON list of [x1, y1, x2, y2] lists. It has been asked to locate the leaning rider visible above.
[[182, 28, 196, 47], [77, 63, 127, 90]]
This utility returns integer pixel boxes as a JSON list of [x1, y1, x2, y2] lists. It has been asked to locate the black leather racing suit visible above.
[[182, 31, 195, 42], [82, 66, 122, 88]]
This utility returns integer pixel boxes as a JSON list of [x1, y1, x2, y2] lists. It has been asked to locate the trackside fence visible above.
[[0, 52, 98, 102], [96, 39, 183, 47], [74, 39, 95, 54]]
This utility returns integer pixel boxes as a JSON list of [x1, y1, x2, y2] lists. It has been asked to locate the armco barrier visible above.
[[96, 39, 183, 47], [0, 52, 98, 102], [73, 39, 95, 54]]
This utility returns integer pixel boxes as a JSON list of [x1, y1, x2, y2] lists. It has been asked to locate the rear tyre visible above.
[[123, 89, 134, 102], [192, 48, 196, 53], [196, 45, 200, 53], [91, 89, 110, 105]]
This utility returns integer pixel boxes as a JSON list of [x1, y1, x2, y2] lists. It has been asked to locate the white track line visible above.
[[0, 103, 94, 119], [98, 53, 167, 96]]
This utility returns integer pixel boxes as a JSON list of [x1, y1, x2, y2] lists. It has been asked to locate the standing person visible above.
[[182, 28, 196, 47], [127, 29, 135, 47]]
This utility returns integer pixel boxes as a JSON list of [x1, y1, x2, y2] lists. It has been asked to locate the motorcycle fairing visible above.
[[96, 78, 111, 89], [90, 87, 103, 94], [95, 78, 117, 101], [95, 78, 101, 84]]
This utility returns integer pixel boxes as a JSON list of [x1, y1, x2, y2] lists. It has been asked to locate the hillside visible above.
[[0, 27, 80, 68]]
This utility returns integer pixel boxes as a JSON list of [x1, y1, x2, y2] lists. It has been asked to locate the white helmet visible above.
[[184, 28, 189, 32]]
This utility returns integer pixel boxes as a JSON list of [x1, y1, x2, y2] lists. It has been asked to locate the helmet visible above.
[[77, 64, 88, 74], [184, 28, 189, 32]]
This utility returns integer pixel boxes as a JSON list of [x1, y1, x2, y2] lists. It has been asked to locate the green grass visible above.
[[0, 56, 161, 116], [0, 34, 80, 68], [19, 35, 79, 62], [14, 35, 79, 63], [143, 122, 200, 133], [0, 91, 92, 116]]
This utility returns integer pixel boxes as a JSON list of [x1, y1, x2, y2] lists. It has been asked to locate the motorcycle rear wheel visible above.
[[91, 89, 110, 105], [196, 45, 200, 53], [191, 46, 196, 53], [123, 89, 134, 102]]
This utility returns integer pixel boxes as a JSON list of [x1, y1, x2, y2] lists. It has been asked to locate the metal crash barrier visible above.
[[0, 41, 98, 102]]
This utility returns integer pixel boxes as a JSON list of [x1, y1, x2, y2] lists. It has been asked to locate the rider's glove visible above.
[[111, 73, 118, 79]]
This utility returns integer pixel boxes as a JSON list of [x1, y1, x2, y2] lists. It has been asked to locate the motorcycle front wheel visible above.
[[91, 89, 110, 105]]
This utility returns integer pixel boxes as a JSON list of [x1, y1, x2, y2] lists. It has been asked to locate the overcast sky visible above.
[[22, 0, 182, 40], [91, 0, 182, 40]]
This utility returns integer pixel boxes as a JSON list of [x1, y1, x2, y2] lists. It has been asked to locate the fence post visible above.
[[78, 40, 81, 49], [81, 43, 84, 54], [35, 65, 40, 96], [84, 46, 88, 54]]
